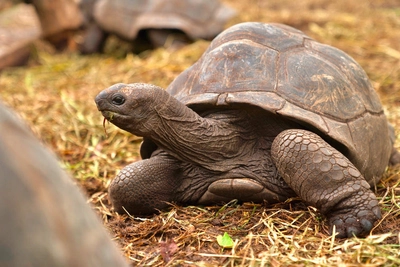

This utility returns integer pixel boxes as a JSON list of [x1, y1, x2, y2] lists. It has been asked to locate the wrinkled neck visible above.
[[136, 92, 246, 170]]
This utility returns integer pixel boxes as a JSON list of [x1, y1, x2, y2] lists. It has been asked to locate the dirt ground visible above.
[[1, 0, 400, 266]]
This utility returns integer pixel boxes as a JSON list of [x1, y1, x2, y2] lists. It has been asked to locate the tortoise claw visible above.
[[328, 205, 381, 238]]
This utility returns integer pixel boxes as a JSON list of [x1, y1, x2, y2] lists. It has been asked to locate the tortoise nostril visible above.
[[95, 99, 105, 110], [95, 91, 107, 105], [94, 95, 106, 109]]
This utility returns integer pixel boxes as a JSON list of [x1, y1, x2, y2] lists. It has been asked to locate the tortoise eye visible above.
[[112, 94, 125, 105]]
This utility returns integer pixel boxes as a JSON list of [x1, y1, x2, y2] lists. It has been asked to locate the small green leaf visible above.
[[216, 232, 234, 248], [108, 111, 115, 121]]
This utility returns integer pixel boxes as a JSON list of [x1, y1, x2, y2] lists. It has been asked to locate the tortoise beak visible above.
[[94, 90, 108, 111]]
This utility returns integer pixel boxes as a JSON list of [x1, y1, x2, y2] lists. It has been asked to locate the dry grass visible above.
[[1, 0, 400, 266]]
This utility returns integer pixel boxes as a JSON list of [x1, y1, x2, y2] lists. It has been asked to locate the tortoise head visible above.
[[95, 83, 165, 136]]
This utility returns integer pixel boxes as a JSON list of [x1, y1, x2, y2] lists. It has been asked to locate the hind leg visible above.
[[108, 152, 183, 215], [271, 129, 381, 238]]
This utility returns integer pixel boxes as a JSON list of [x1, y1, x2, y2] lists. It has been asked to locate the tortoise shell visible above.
[[157, 22, 392, 184], [92, 0, 236, 41]]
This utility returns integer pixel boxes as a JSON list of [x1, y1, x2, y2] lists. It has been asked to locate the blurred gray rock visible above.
[[0, 4, 41, 70]]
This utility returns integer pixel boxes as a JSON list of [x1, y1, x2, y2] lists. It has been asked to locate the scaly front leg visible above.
[[271, 129, 381, 238], [108, 153, 182, 215]]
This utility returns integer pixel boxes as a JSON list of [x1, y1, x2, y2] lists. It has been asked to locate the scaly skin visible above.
[[109, 152, 183, 215], [271, 129, 381, 238], [109, 150, 292, 216]]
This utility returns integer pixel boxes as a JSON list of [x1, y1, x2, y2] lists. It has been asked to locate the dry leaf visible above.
[[159, 239, 178, 263]]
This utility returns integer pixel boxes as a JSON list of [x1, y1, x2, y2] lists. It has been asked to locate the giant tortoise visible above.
[[95, 22, 399, 238], [80, 0, 236, 53]]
